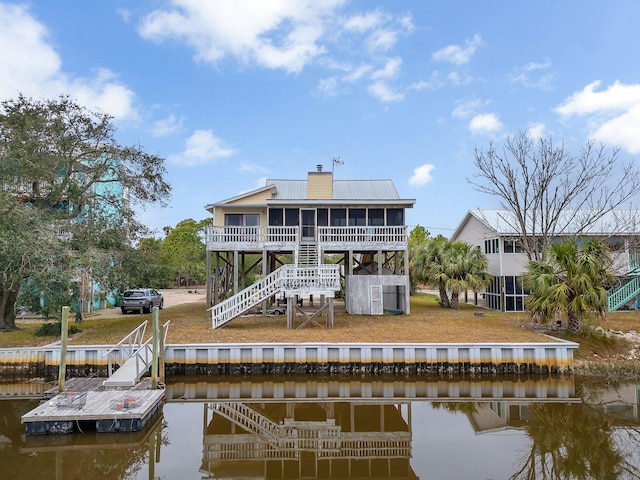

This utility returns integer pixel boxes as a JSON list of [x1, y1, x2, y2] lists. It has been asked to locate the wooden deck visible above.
[[23, 377, 164, 435]]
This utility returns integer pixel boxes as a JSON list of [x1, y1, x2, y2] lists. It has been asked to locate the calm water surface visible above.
[[1, 376, 639, 479]]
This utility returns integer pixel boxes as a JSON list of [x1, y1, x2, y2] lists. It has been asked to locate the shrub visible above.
[[34, 322, 82, 337]]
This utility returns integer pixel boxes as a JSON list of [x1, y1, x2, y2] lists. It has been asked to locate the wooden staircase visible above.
[[208, 264, 340, 329], [296, 241, 319, 266]]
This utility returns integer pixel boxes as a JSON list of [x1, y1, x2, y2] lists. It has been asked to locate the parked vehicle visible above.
[[121, 288, 164, 314]]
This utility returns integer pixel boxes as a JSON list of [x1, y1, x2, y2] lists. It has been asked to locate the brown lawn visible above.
[[4, 294, 640, 356]]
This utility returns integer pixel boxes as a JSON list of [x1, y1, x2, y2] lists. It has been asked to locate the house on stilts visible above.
[[204, 165, 415, 328], [451, 209, 640, 312]]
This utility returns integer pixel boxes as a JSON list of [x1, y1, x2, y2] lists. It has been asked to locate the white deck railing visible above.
[[205, 225, 408, 246], [208, 264, 341, 329], [318, 225, 407, 243], [205, 226, 298, 244]]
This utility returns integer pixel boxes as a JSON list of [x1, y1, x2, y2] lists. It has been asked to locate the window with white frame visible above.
[[484, 238, 500, 254]]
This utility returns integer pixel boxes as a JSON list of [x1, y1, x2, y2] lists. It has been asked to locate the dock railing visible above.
[[103, 320, 148, 376], [103, 320, 171, 387]]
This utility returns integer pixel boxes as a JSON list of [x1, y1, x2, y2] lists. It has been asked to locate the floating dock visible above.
[[21, 378, 164, 435]]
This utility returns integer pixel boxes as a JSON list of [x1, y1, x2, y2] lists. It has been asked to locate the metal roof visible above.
[[265, 179, 402, 200], [461, 208, 640, 236]]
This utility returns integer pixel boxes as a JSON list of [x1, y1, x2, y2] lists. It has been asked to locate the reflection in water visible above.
[[0, 399, 165, 480], [203, 401, 415, 478], [510, 402, 640, 480], [0, 378, 639, 479]]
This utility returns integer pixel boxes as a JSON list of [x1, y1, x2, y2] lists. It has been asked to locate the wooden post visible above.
[[327, 297, 334, 328], [58, 306, 69, 394], [159, 321, 166, 384], [151, 307, 159, 389], [287, 296, 294, 329]]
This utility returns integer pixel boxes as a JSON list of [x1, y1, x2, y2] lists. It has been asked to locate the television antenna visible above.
[[332, 156, 343, 173]]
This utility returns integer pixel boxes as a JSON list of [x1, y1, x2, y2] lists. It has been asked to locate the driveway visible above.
[[88, 288, 206, 319]]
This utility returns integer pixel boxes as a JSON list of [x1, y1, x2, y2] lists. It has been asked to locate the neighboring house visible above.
[[5, 154, 126, 313], [451, 209, 640, 312], [204, 165, 415, 328]]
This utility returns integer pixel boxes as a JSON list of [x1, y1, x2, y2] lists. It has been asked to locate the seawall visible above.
[[0, 337, 579, 378]]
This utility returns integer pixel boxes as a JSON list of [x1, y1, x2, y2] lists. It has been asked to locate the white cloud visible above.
[[342, 64, 373, 83], [508, 58, 553, 89], [0, 4, 137, 120], [367, 81, 404, 103], [447, 71, 473, 86], [315, 76, 340, 97], [138, 2, 414, 104], [343, 10, 385, 32], [139, 0, 346, 74], [469, 113, 502, 135], [527, 123, 547, 140], [431, 34, 483, 65], [556, 81, 640, 153], [169, 129, 238, 166], [371, 57, 402, 80], [238, 162, 270, 174], [409, 164, 435, 186], [151, 114, 184, 137], [451, 98, 487, 118], [410, 71, 444, 91], [367, 28, 398, 52]]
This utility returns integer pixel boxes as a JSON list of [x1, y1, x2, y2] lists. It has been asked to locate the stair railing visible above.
[[208, 264, 341, 329]]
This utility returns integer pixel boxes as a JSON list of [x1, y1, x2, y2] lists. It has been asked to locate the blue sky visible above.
[[2, 1, 640, 237]]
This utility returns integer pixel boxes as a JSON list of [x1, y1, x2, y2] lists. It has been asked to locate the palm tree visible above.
[[411, 235, 452, 308], [411, 236, 491, 309], [523, 238, 614, 332], [445, 241, 491, 309]]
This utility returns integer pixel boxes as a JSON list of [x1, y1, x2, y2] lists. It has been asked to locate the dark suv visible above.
[[121, 288, 164, 314]]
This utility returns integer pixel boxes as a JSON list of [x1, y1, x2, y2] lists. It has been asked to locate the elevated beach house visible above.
[[451, 209, 640, 312], [204, 165, 415, 328]]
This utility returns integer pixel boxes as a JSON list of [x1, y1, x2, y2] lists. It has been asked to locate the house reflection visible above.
[[202, 400, 416, 479], [466, 382, 640, 434]]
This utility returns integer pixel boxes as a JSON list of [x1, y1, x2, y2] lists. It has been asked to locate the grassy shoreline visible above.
[[2, 294, 640, 377]]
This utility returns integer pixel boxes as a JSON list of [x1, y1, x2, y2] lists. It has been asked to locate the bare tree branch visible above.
[[468, 131, 640, 261]]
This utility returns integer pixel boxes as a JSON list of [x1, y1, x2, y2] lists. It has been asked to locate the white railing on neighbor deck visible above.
[[205, 226, 298, 244], [208, 264, 341, 329]]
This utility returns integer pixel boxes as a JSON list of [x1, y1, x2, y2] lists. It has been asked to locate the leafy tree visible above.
[[160, 218, 211, 288], [0, 192, 65, 328], [0, 95, 171, 330], [408, 224, 430, 251], [123, 237, 174, 289], [412, 235, 490, 309], [469, 131, 640, 262], [523, 238, 615, 332], [408, 225, 431, 294]]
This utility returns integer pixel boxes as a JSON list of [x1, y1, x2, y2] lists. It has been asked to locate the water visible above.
[[1, 376, 639, 479]]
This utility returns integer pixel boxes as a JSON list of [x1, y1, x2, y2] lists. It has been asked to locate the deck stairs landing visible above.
[[608, 277, 640, 312], [208, 263, 340, 329]]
